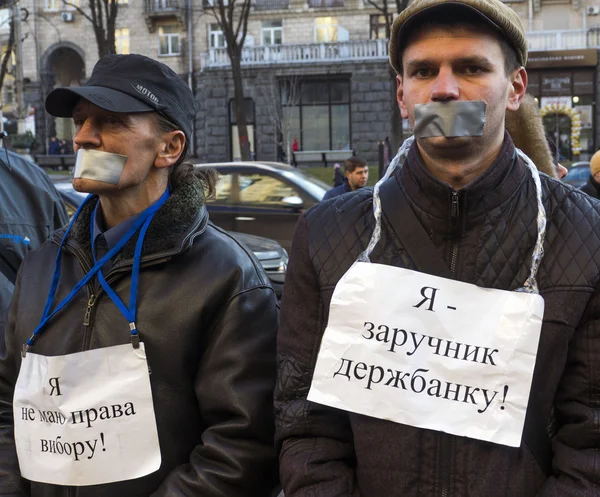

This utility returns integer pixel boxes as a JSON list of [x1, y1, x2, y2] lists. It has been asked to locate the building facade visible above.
[[6, 0, 600, 164]]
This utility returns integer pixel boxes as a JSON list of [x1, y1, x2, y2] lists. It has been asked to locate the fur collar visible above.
[[67, 174, 207, 261], [505, 94, 557, 178]]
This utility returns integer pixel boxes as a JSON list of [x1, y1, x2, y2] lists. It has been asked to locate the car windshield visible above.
[[280, 170, 329, 201]]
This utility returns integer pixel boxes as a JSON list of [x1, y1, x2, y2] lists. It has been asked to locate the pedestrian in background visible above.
[[580, 150, 600, 199], [332, 163, 345, 186], [322, 156, 369, 200]]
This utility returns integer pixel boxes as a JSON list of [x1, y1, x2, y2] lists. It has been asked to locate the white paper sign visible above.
[[13, 344, 161, 486], [308, 262, 545, 447]]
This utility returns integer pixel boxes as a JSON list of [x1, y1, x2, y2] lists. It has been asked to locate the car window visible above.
[[211, 173, 237, 203], [238, 173, 300, 206], [567, 167, 588, 181]]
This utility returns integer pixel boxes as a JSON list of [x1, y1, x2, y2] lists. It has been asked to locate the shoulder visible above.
[[0, 152, 65, 220], [323, 185, 343, 199], [303, 188, 374, 276], [188, 222, 273, 292], [538, 174, 600, 286]]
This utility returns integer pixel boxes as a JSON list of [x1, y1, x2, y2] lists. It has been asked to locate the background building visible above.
[[6, 0, 600, 164]]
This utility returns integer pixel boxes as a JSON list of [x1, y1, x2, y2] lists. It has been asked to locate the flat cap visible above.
[[389, 0, 527, 75]]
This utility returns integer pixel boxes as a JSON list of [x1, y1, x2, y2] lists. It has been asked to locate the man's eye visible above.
[[414, 68, 433, 78], [463, 66, 484, 75], [105, 116, 121, 124], [73, 119, 84, 128]]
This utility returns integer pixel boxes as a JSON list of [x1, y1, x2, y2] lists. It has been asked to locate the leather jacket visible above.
[[0, 174, 279, 496], [276, 135, 600, 496]]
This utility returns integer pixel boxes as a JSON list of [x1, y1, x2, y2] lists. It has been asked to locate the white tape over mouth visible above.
[[73, 149, 128, 185]]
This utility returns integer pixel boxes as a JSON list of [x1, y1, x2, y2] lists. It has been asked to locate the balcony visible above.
[[527, 28, 600, 51], [201, 39, 388, 68], [254, 0, 290, 10], [143, 0, 185, 32]]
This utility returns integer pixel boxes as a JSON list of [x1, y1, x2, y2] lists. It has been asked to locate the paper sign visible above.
[[308, 262, 544, 447], [13, 344, 161, 486]]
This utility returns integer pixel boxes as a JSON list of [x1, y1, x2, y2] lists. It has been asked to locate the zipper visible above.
[[449, 191, 460, 276], [439, 191, 461, 496], [82, 294, 96, 326]]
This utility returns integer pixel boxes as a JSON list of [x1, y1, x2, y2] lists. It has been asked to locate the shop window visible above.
[[281, 78, 350, 152]]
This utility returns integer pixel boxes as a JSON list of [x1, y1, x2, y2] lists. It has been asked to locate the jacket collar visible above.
[[400, 132, 527, 220], [61, 173, 209, 262]]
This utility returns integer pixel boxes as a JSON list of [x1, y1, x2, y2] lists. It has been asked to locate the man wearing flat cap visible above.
[[275, 0, 600, 495], [0, 54, 278, 496]]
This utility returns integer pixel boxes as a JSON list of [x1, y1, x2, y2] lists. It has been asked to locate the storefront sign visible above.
[[528, 50, 598, 69]]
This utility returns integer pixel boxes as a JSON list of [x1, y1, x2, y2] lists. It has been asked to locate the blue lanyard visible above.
[[24, 189, 170, 353]]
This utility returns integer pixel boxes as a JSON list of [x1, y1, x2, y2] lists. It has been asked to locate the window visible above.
[[308, 0, 343, 6], [3, 84, 13, 105], [158, 25, 180, 56], [209, 23, 226, 48], [204, 0, 229, 6], [115, 28, 130, 54], [281, 78, 350, 151], [239, 174, 300, 206], [262, 20, 283, 45], [370, 14, 392, 40], [211, 173, 235, 203], [254, 0, 289, 10], [314, 17, 338, 43], [45, 0, 79, 10]]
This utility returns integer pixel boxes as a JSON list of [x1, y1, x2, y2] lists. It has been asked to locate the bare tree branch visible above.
[[0, 14, 15, 93]]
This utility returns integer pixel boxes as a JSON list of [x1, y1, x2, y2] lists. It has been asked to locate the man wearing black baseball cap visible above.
[[0, 54, 279, 496], [276, 0, 600, 495]]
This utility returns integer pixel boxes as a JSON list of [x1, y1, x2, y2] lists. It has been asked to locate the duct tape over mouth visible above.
[[73, 149, 128, 185], [414, 101, 487, 139]]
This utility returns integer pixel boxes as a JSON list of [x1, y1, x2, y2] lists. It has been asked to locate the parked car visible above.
[[564, 162, 590, 189], [53, 181, 288, 297], [195, 161, 329, 252]]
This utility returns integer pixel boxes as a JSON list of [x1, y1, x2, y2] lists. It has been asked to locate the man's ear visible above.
[[154, 130, 186, 169], [507, 67, 528, 112], [397, 75, 409, 120]]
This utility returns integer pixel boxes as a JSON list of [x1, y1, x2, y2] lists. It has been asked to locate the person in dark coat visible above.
[[275, 0, 600, 495], [322, 156, 368, 200], [580, 150, 600, 199], [0, 54, 278, 497], [0, 150, 68, 336]]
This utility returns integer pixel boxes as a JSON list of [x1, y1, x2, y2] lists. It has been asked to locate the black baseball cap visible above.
[[45, 53, 195, 141]]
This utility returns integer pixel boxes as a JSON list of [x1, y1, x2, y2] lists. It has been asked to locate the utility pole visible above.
[[12, 0, 24, 134]]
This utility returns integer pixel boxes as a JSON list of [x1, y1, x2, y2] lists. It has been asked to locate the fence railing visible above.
[[201, 31, 600, 69], [144, 0, 180, 13], [527, 28, 600, 51], [201, 39, 389, 68]]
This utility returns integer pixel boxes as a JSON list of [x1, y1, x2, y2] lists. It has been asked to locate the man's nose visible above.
[[430, 68, 460, 101], [73, 119, 101, 150]]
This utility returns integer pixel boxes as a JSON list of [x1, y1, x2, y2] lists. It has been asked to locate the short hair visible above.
[[345, 156, 367, 173], [399, 9, 520, 77]]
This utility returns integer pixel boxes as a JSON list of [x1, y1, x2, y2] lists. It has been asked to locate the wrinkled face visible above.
[[397, 26, 525, 160], [71, 99, 162, 194], [346, 165, 369, 190]]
